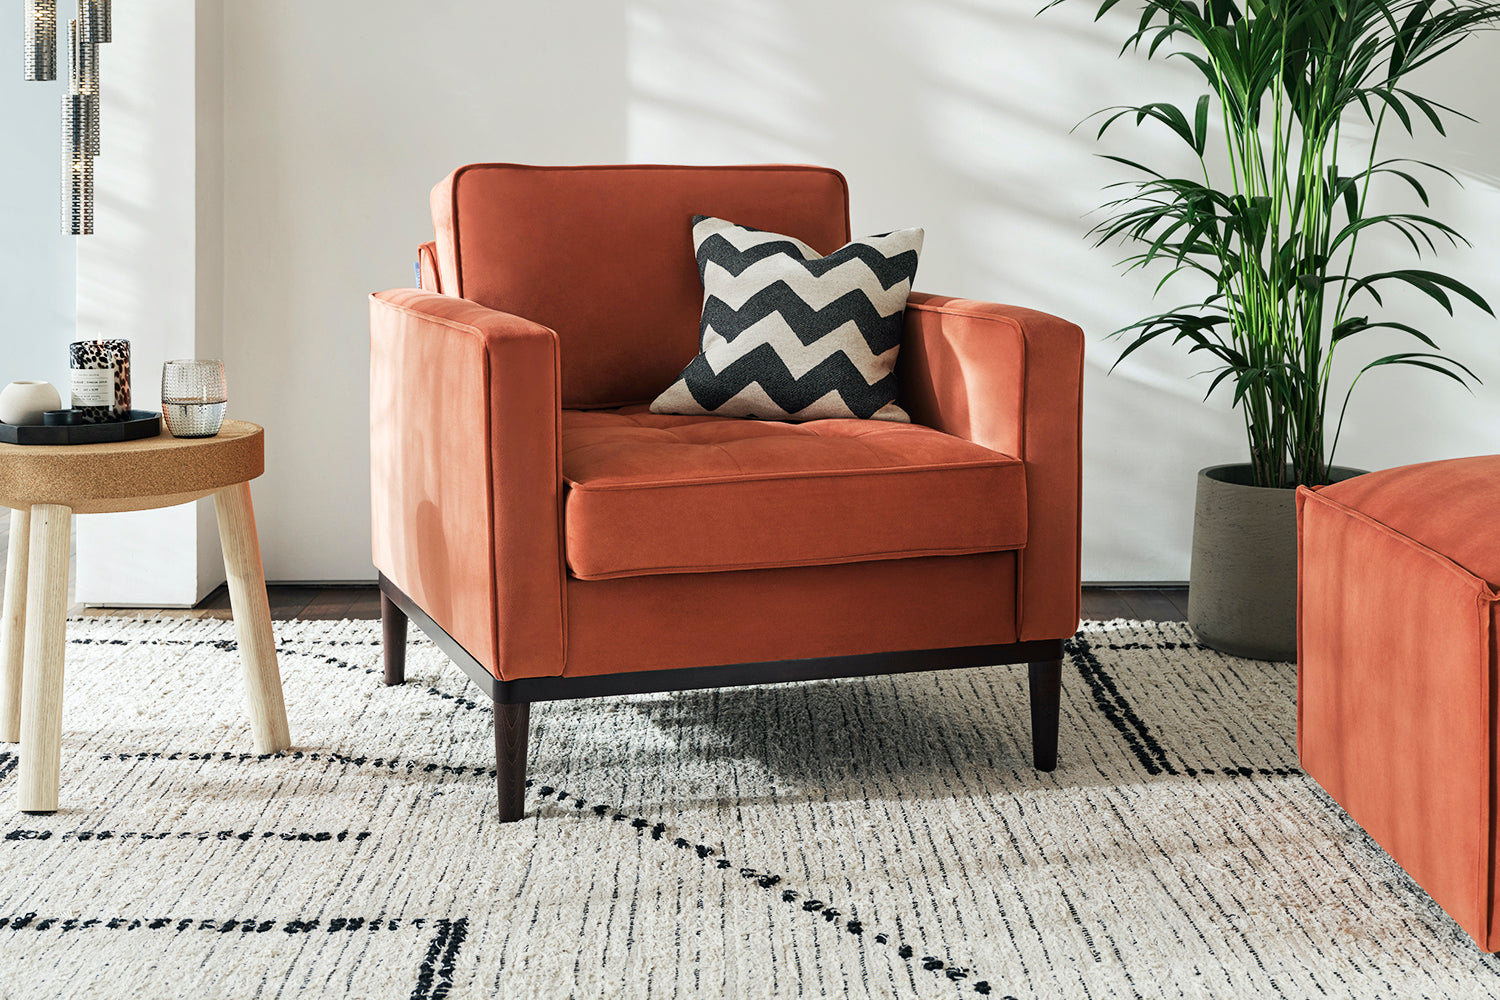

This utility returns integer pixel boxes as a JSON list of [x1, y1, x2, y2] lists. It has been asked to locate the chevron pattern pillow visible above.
[[650, 215, 924, 422]]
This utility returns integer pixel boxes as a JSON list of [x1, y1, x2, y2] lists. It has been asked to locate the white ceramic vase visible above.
[[0, 380, 63, 425]]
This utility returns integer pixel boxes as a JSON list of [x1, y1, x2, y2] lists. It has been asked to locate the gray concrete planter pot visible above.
[[1188, 464, 1364, 661]]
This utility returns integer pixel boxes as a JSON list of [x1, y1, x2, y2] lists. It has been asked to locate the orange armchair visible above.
[[371, 164, 1084, 821]]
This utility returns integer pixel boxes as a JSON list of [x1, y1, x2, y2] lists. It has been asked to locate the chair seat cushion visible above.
[[561, 407, 1027, 580]]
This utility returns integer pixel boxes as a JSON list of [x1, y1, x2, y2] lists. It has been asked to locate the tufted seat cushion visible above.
[[561, 406, 1027, 580]]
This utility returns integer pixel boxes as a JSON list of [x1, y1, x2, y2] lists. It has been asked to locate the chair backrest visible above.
[[430, 163, 851, 408]]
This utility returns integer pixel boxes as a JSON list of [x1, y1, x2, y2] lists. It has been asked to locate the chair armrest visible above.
[[900, 292, 1084, 641], [417, 242, 441, 292], [370, 288, 565, 680]]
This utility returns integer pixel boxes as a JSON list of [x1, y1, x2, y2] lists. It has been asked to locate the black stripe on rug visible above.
[[0, 913, 433, 932], [531, 782, 1013, 997], [0, 913, 468, 998], [410, 918, 468, 1000], [98, 749, 494, 778], [1065, 630, 1304, 780], [5, 828, 373, 843], [67, 634, 488, 710], [1066, 635, 1179, 775]]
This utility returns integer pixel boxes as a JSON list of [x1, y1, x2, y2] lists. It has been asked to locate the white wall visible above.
[[74, 0, 227, 607], [39, 0, 1500, 587], [220, 3, 627, 581], [625, 0, 1500, 581], [0, 12, 77, 397]]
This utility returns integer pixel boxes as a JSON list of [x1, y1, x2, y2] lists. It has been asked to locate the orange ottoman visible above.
[[1297, 456, 1500, 949]]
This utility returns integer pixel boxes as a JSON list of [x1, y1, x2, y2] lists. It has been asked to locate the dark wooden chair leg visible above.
[[381, 592, 407, 686], [494, 702, 530, 823], [1028, 659, 1062, 772]]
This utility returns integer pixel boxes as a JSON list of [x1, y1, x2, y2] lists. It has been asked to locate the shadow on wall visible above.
[[626, 0, 1161, 310], [625, 0, 1255, 580], [625, 0, 1500, 581], [78, 0, 190, 380]]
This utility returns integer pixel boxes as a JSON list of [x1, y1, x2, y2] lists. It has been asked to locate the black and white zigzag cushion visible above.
[[650, 215, 924, 422]]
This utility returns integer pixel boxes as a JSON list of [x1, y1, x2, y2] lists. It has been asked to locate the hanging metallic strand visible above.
[[24, 0, 58, 81], [78, 1, 102, 156], [60, 17, 95, 235], [40, 2, 107, 234], [62, 93, 94, 235]]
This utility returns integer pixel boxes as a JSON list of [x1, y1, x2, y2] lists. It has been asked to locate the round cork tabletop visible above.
[[0, 419, 264, 514]]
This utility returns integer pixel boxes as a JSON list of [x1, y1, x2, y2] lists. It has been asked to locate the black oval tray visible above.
[[0, 411, 162, 446]]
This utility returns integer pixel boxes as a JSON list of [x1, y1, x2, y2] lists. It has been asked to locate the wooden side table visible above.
[[0, 419, 290, 813]]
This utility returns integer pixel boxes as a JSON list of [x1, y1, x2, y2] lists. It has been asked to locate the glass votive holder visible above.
[[161, 359, 227, 438], [69, 338, 131, 423]]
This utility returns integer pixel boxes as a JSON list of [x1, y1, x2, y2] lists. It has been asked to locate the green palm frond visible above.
[[1049, 0, 1500, 487]]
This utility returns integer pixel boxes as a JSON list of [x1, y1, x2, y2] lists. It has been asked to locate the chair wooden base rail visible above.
[[378, 574, 1064, 823]]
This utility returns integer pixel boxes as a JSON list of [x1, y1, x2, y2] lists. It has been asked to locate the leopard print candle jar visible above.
[[68, 339, 131, 423]]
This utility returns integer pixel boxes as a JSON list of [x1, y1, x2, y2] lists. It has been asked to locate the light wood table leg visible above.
[[1, 507, 30, 743], [214, 482, 290, 753], [18, 504, 71, 813]]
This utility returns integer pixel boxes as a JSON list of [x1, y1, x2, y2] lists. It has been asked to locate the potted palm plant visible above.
[[1057, 0, 1499, 659]]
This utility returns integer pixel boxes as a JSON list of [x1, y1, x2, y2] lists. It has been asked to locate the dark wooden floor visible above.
[[200, 584, 386, 621], [1080, 587, 1189, 623], [72, 584, 386, 622], [78, 584, 1190, 623]]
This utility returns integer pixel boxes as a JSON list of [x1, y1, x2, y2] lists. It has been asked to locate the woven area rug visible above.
[[2, 617, 1499, 999]]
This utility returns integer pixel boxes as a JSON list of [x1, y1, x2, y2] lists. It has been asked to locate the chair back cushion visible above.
[[430, 164, 851, 408]]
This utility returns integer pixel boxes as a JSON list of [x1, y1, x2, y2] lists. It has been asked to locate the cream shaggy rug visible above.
[[2, 616, 1498, 999]]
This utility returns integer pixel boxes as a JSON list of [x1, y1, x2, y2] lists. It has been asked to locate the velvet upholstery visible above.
[[1303, 456, 1500, 588], [900, 295, 1084, 641], [370, 163, 1084, 688], [370, 289, 565, 682], [1297, 456, 1500, 950], [566, 553, 1019, 678], [430, 163, 851, 408], [417, 241, 440, 293], [561, 407, 1026, 580]]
